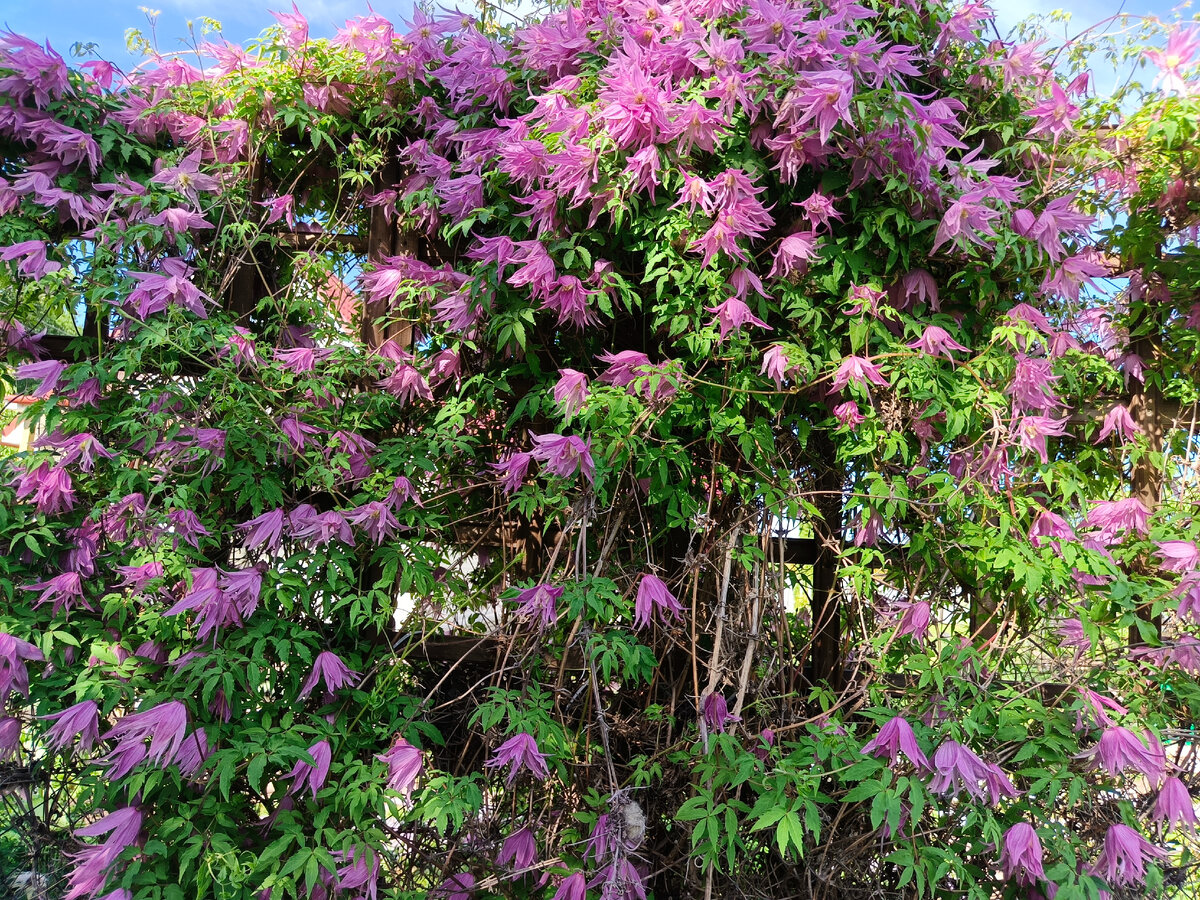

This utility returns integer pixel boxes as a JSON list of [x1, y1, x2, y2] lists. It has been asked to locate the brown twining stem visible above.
[[701, 521, 741, 753]]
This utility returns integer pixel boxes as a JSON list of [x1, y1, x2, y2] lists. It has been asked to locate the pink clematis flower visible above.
[[378, 365, 433, 405], [1089, 824, 1167, 887], [907, 325, 969, 358], [1157, 541, 1200, 574], [494, 451, 533, 493], [553, 369, 590, 419], [0, 633, 44, 705], [102, 701, 189, 773], [15, 359, 66, 397], [0, 717, 19, 761], [1057, 618, 1091, 654], [1084, 498, 1151, 545], [485, 732, 550, 784], [0, 240, 61, 279], [271, 3, 309, 50], [530, 433, 595, 483], [287, 740, 332, 799], [861, 716, 931, 772], [833, 401, 865, 428], [760, 345, 795, 390], [1025, 82, 1079, 141], [1095, 405, 1139, 444], [552, 873, 588, 900], [1144, 26, 1199, 94], [67, 806, 143, 900], [633, 574, 683, 629], [894, 601, 931, 645], [999, 823, 1045, 886], [21, 572, 90, 616], [1008, 355, 1061, 412], [512, 583, 562, 628], [149, 150, 220, 201], [931, 190, 1001, 254], [378, 735, 423, 799], [929, 740, 990, 800], [596, 351, 677, 401], [41, 699, 101, 753], [1014, 415, 1069, 465], [497, 826, 537, 872], [830, 356, 888, 392], [1078, 726, 1165, 786], [435, 872, 475, 900], [706, 296, 770, 341], [1152, 776, 1198, 834], [345, 502, 400, 545], [702, 693, 739, 733], [1029, 509, 1075, 550], [768, 231, 818, 279], [298, 651, 360, 699], [239, 508, 286, 552]]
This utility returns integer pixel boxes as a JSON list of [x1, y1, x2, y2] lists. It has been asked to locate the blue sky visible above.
[[0, 0, 1192, 73], [1, 1, 413, 70]]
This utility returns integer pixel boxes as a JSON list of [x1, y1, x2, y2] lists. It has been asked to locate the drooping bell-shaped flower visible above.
[[485, 732, 550, 785], [286, 740, 332, 799], [831, 356, 888, 392], [1094, 404, 1139, 444], [1084, 498, 1151, 546], [633, 574, 683, 629], [1152, 776, 1198, 834], [530, 433, 595, 483], [1156, 541, 1199, 574], [1078, 725, 1165, 786], [906, 325, 969, 358], [702, 693, 739, 733], [861, 716, 931, 772], [833, 401, 865, 428], [705, 296, 770, 341], [512, 583, 562, 628], [999, 823, 1045, 886], [378, 735, 423, 799], [41, 699, 100, 753], [1088, 823, 1167, 887], [497, 826, 537, 872], [21, 572, 89, 616], [102, 701, 189, 771], [298, 651, 360, 699], [0, 633, 43, 704], [553, 369, 590, 419], [552, 872, 588, 900], [494, 451, 533, 493]]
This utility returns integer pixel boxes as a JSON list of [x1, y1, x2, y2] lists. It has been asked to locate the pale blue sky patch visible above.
[[1, 0, 414, 71]]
